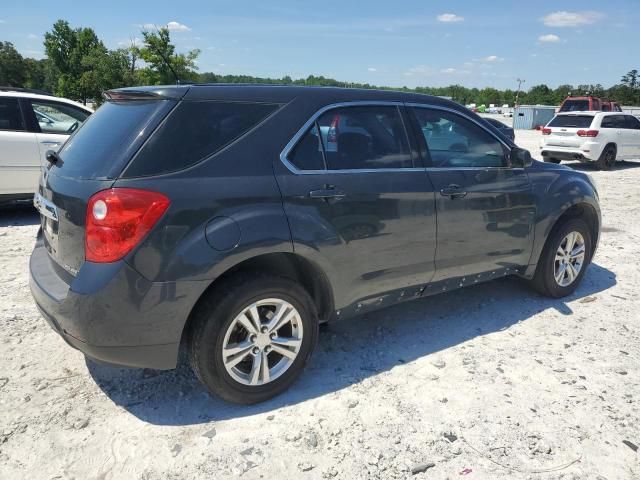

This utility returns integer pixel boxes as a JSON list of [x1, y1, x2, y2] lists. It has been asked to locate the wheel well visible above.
[[552, 203, 599, 256], [181, 253, 334, 346]]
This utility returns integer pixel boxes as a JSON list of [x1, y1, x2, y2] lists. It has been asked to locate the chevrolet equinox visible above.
[[30, 85, 601, 404]]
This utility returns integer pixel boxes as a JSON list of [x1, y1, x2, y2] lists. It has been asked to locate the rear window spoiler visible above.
[[104, 86, 189, 101]]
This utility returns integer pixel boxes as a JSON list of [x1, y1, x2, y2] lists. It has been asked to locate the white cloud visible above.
[[367, 67, 377, 72], [538, 34, 560, 43], [542, 11, 603, 27], [441, 68, 456, 74], [437, 13, 464, 23], [27, 33, 39, 40], [403, 65, 435, 77], [167, 21, 191, 32], [482, 55, 504, 62]]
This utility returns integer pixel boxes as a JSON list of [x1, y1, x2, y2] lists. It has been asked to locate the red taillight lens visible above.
[[577, 129, 599, 137], [542, 128, 552, 135], [85, 188, 170, 263]]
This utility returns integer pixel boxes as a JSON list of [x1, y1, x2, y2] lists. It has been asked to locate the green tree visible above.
[[621, 69, 638, 89], [0, 41, 25, 86], [138, 27, 200, 84]]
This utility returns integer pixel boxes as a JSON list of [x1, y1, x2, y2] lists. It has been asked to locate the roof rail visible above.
[[0, 86, 52, 96]]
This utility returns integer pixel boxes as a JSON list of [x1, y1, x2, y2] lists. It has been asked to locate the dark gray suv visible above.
[[29, 85, 601, 404]]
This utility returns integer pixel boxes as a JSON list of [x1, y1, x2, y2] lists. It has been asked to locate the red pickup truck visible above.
[[559, 96, 622, 112]]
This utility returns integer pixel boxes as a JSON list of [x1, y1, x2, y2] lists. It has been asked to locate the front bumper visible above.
[[29, 239, 206, 369]]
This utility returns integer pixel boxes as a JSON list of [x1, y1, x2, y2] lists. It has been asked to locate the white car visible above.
[[540, 111, 640, 170], [0, 88, 92, 202]]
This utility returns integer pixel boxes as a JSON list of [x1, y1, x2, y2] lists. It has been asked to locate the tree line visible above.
[[1, 19, 639, 107]]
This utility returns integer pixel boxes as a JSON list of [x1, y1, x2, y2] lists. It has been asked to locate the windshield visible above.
[[55, 100, 173, 179]]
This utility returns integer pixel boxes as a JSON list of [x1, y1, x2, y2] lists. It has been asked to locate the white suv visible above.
[[540, 111, 640, 170], [0, 88, 92, 202]]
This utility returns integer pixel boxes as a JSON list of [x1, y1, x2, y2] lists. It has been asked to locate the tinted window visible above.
[[413, 108, 506, 168], [315, 106, 412, 170], [548, 115, 594, 128], [624, 115, 640, 130], [288, 124, 325, 170], [560, 100, 590, 112], [57, 100, 169, 179], [601, 115, 626, 129], [126, 101, 279, 177], [30, 100, 89, 134], [0, 98, 24, 131]]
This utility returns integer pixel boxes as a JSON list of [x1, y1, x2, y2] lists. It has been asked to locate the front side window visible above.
[[412, 108, 506, 168], [624, 115, 640, 130], [0, 98, 25, 131], [315, 106, 412, 170], [30, 100, 89, 134]]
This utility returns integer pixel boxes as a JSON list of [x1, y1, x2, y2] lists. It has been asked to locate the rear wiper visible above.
[[45, 150, 62, 164]]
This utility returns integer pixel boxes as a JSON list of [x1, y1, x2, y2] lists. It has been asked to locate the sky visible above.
[[0, 1, 638, 90]]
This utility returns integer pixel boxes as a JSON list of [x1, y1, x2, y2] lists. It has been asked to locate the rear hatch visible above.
[[35, 91, 180, 277], [543, 114, 596, 148]]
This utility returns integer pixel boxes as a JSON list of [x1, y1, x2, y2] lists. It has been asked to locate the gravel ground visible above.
[[1, 130, 639, 480]]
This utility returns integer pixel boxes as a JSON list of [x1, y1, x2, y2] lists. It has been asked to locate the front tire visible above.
[[596, 145, 616, 170], [530, 218, 592, 298], [189, 275, 318, 404]]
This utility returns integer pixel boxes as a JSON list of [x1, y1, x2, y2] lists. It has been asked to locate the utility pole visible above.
[[515, 78, 525, 107]]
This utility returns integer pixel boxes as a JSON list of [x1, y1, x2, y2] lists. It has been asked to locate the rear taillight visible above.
[[542, 128, 552, 135], [85, 188, 170, 263], [577, 129, 599, 137]]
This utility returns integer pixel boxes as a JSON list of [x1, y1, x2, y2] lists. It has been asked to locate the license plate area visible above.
[[34, 193, 59, 256]]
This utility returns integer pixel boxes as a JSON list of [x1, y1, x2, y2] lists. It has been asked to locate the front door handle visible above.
[[309, 186, 346, 200], [440, 184, 467, 199]]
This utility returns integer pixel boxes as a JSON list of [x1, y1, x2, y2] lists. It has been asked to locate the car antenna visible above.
[[148, 26, 183, 85]]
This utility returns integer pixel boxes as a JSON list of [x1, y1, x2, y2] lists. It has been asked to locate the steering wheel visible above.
[[67, 121, 79, 134]]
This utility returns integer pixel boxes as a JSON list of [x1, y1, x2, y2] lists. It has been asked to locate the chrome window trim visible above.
[[405, 102, 513, 169], [279, 101, 419, 175]]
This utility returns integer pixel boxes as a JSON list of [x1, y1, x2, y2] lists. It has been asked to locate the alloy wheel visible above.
[[221, 298, 304, 386], [553, 231, 586, 287]]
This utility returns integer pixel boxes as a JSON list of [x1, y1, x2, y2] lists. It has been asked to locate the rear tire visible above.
[[530, 218, 592, 298], [596, 145, 616, 170], [189, 274, 318, 404]]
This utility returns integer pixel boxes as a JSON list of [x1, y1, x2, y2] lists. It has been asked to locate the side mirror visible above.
[[510, 147, 533, 168]]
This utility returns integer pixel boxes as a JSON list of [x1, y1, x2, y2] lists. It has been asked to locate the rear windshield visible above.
[[56, 100, 171, 179], [548, 115, 594, 128], [123, 101, 280, 177], [560, 100, 590, 112]]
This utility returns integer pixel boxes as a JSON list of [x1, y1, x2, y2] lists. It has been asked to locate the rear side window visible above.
[[601, 115, 626, 129], [125, 101, 279, 177], [315, 106, 412, 170], [0, 98, 24, 131], [57, 100, 169, 179], [548, 115, 594, 128]]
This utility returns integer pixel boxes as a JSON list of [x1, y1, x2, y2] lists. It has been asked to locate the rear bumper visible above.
[[29, 239, 207, 369], [540, 141, 603, 162]]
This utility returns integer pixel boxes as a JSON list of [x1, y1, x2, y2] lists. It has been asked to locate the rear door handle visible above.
[[440, 184, 467, 199], [309, 186, 346, 200]]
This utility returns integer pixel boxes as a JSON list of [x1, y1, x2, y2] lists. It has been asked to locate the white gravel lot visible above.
[[0, 129, 638, 480]]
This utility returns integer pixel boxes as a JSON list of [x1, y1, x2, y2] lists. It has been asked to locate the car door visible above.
[[275, 103, 437, 309], [408, 105, 536, 282], [25, 99, 90, 166], [623, 115, 640, 158], [0, 97, 40, 196], [600, 115, 627, 158]]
